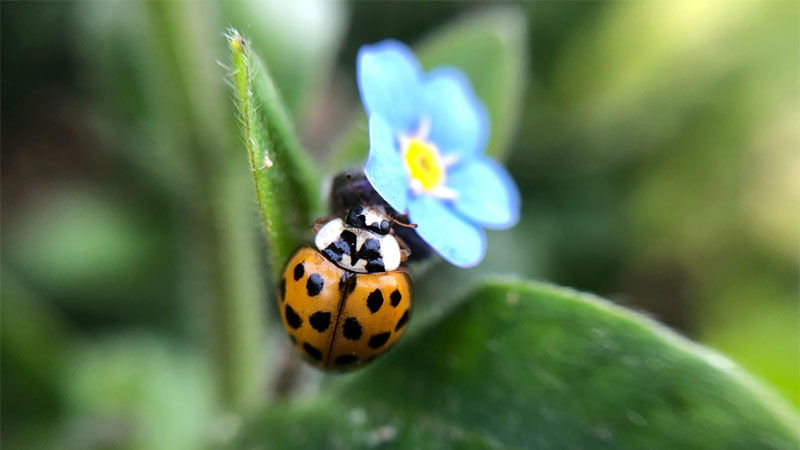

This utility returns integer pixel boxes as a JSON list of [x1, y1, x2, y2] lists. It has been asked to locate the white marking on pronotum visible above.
[[314, 219, 401, 273]]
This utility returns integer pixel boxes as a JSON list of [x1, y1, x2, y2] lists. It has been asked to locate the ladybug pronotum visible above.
[[278, 205, 414, 370]]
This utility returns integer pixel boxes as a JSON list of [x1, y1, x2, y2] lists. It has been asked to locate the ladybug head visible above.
[[345, 205, 391, 235], [331, 172, 429, 260]]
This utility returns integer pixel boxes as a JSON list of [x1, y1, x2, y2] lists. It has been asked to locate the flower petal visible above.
[[422, 67, 489, 161], [447, 157, 520, 229], [408, 195, 486, 267], [364, 115, 409, 213], [357, 40, 422, 134]]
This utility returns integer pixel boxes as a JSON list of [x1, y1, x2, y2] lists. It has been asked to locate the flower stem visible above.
[[145, 4, 266, 413]]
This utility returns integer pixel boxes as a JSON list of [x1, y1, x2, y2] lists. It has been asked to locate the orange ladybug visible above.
[[278, 204, 414, 370]]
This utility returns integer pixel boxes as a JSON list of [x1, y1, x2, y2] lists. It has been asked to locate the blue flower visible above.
[[357, 40, 520, 267]]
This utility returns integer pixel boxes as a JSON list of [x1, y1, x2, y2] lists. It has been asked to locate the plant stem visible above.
[[145, 3, 266, 413]]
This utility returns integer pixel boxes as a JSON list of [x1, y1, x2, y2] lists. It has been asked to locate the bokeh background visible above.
[[2, 1, 797, 449]]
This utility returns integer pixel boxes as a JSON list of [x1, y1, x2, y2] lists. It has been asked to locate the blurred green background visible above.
[[2, 1, 797, 449]]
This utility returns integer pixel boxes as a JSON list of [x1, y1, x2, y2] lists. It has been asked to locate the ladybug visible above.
[[278, 201, 414, 370]]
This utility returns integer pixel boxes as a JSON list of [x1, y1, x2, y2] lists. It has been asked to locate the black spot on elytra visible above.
[[306, 273, 324, 296], [285, 304, 302, 329], [366, 289, 384, 313], [309, 311, 331, 332], [395, 309, 410, 331], [368, 332, 391, 349], [342, 317, 362, 340], [345, 273, 357, 296], [279, 278, 286, 302], [303, 342, 322, 361], [339, 272, 357, 297], [334, 354, 358, 366], [293, 263, 305, 281], [390, 289, 401, 307]]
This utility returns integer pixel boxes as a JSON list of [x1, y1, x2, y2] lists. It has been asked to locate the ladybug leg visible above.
[[396, 236, 412, 262], [312, 216, 337, 234]]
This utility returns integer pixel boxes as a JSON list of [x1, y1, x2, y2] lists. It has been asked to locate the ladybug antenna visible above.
[[346, 174, 367, 206], [391, 217, 418, 229]]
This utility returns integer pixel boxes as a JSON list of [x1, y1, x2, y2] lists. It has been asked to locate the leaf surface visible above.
[[239, 279, 799, 449], [228, 29, 321, 275]]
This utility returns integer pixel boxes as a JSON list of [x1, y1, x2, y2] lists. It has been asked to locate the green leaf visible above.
[[329, 7, 528, 170], [238, 279, 799, 449], [227, 29, 321, 276]]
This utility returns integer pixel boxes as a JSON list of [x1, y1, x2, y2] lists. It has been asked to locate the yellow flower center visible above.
[[404, 138, 445, 191]]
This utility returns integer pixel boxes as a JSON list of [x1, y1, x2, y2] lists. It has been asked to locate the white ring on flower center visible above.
[[399, 118, 459, 200]]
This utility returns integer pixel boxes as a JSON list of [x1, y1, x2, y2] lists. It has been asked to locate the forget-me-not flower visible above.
[[357, 40, 520, 267]]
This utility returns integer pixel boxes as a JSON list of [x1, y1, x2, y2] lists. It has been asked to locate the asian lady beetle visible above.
[[277, 202, 414, 370]]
